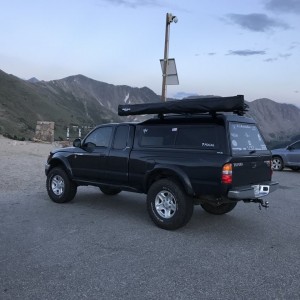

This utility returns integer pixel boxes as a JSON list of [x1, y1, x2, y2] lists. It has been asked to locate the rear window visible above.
[[139, 125, 218, 150], [229, 123, 268, 154]]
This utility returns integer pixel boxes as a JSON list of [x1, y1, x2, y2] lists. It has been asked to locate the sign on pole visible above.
[[160, 58, 179, 85]]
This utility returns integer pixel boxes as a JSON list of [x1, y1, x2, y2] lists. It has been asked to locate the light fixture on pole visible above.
[[161, 13, 178, 102]]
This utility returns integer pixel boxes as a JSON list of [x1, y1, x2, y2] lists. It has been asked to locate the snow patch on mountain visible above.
[[124, 93, 130, 104]]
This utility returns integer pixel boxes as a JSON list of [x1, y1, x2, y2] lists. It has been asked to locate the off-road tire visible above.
[[99, 186, 121, 195], [147, 179, 194, 230], [201, 202, 237, 215], [46, 167, 77, 203]]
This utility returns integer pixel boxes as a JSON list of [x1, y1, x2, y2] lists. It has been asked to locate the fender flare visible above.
[[48, 155, 74, 178], [144, 164, 194, 196]]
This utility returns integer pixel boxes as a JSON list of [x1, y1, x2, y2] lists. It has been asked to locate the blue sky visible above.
[[1, 0, 299, 105]]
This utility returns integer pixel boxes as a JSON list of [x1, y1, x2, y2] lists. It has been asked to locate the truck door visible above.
[[70, 126, 113, 180], [106, 125, 133, 185]]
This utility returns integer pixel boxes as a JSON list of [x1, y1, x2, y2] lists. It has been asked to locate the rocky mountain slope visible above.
[[0, 70, 160, 139], [246, 99, 300, 145], [0, 69, 299, 146]]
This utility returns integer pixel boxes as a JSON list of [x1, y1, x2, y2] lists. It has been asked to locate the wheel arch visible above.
[[144, 165, 194, 196], [272, 154, 285, 163], [47, 157, 73, 178]]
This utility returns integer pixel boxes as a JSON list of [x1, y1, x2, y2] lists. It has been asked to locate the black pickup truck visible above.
[[45, 96, 278, 229]]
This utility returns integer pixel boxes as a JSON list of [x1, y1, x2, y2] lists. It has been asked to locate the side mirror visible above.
[[83, 142, 96, 153], [73, 138, 82, 148], [287, 146, 292, 151]]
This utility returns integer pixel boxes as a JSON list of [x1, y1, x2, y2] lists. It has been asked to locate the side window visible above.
[[85, 127, 112, 147], [139, 126, 176, 147], [291, 142, 300, 150], [113, 125, 129, 150], [175, 126, 218, 149]]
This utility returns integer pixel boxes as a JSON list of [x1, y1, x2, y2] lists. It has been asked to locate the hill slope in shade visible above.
[[0, 70, 159, 139], [246, 99, 300, 145]]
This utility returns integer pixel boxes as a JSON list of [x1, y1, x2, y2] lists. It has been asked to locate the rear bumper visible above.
[[228, 181, 278, 200]]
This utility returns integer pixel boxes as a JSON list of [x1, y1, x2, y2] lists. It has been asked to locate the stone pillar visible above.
[[34, 121, 55, 142]]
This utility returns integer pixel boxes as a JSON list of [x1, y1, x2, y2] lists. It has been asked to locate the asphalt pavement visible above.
[[0, 167, 299, 300]]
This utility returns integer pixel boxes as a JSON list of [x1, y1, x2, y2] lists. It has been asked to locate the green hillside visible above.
[[0, 71, 120, 140]]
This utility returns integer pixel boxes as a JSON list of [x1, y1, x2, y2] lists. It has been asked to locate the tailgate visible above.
[[231, 156, 272, 187]]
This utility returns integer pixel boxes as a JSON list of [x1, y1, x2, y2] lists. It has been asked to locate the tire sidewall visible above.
[[147, 179, 190, 230], [272, 156, 283, 171], [47, 168, 75, 203]]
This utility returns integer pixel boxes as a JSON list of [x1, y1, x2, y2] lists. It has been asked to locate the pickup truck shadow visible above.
[[275, 169, 300, 173], [71, 189, 149, 224], [67, 188, 262, 234]]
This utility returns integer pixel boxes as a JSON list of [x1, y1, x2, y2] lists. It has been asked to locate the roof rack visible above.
[[118, 95, 247, 117]]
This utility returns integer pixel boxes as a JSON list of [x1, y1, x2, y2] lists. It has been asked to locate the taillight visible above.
[[222, 163, 232, 184]]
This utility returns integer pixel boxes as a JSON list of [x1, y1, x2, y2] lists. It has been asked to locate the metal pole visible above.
[[161, 13, 170, 102]]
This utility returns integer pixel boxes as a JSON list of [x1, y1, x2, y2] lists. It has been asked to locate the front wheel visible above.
[[147, 179, 194, 230], [201, 202, 237, 215], [46, 167, 77, 203], [272, 156, 284, 171]]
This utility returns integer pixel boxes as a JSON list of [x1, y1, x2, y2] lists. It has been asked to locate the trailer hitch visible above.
[[244, 198, 269, 210]]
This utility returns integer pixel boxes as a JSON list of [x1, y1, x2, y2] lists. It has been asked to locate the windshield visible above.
[[229, 122, 268, 154]]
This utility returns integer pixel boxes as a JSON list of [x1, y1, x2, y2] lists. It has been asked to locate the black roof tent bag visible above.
[[118, 95, 245, 116]]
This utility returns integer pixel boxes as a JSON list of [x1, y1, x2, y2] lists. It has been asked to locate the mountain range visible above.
[[0, 69, 299, 147]]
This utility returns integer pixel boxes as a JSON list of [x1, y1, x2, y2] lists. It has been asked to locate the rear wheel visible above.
[[147, 179, 194, 230], [99, 186, 121, 195], [46, 167, 77, 203], [201, 202, 237, 215], [272, 156, 284, 171]]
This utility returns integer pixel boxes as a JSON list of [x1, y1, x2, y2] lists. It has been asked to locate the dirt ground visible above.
[[0, 135, 60, 193]]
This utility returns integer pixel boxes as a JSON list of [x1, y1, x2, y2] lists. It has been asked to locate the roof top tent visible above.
[[118, 95, 247, 117]]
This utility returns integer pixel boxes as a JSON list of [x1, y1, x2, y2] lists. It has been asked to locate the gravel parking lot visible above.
[[0, 136, 299, 300]]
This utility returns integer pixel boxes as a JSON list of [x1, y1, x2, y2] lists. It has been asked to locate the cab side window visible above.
[[85, 127, 112, 147], [113, 125, 129, 150]]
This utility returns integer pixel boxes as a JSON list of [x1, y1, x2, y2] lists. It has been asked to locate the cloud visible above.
[[264, 53, 292, 62], [100, 0, 162, 8], [265, 0, 300, 14], [227, 50, 266, 56], [173, 92, 199, 99], [208, 52, 216, 56], [279, 53, 292, 58], [264, 58, 278, 62], [227, 13, 290, 32], [289, 42, 300, 50]]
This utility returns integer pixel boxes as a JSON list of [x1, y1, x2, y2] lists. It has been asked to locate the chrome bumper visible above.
[[228, 181, 278, 200]]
